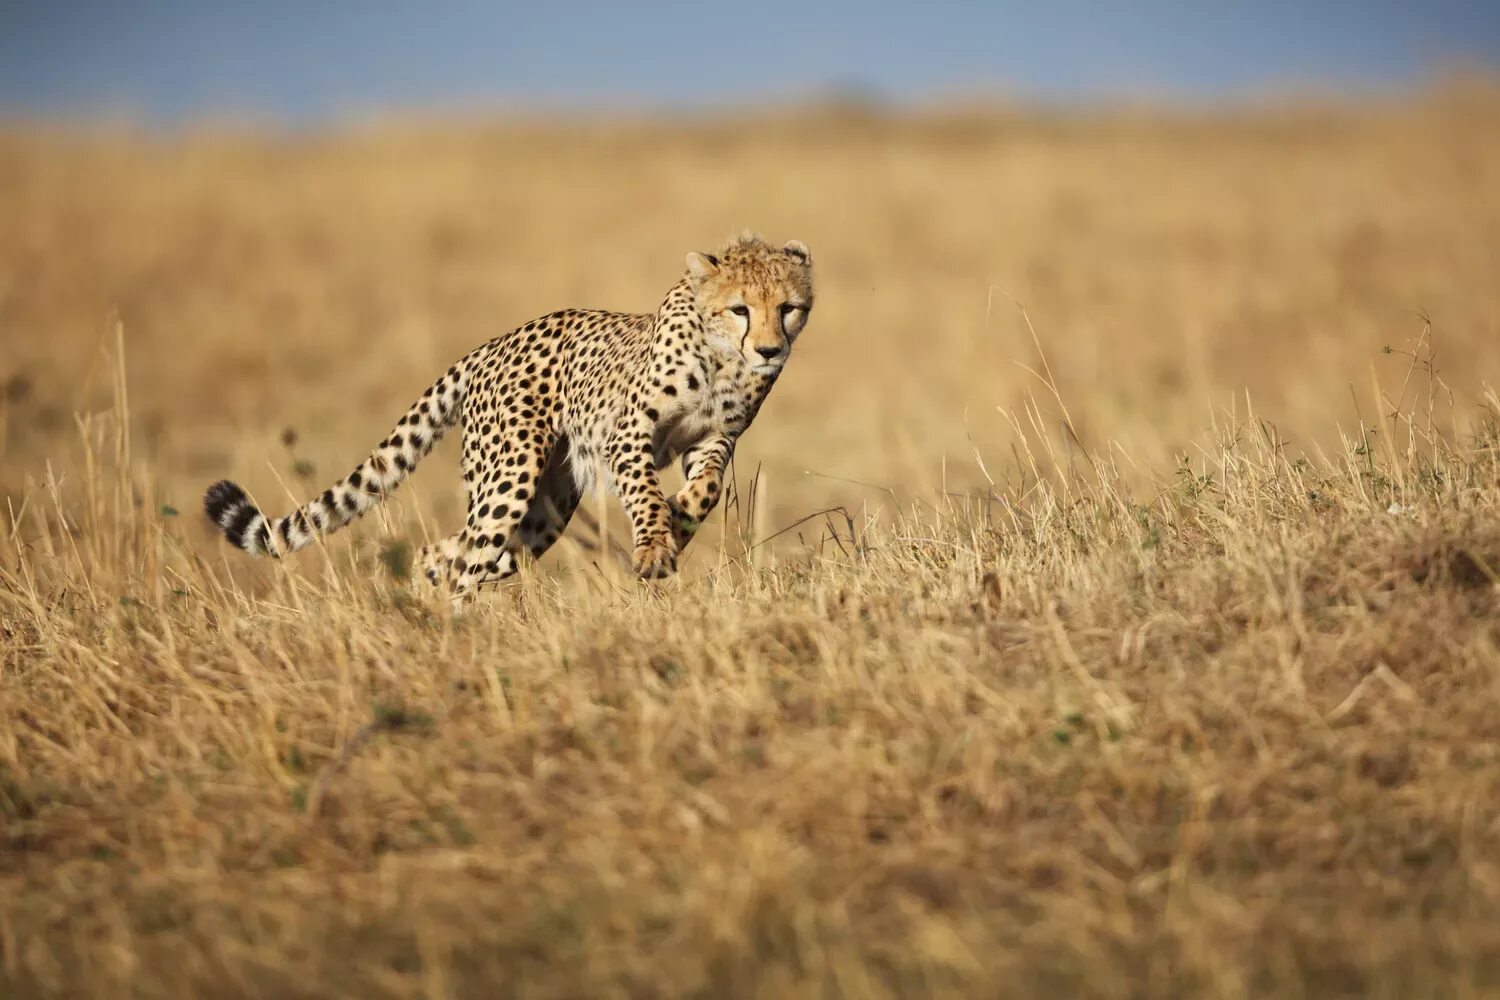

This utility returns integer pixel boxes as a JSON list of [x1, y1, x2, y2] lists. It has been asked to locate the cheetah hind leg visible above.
[[415, 446, 577, 609], [512, 439, 582, 564], [444, 422, 557, 595]]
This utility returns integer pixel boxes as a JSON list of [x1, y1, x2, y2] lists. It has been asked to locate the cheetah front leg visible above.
[[670, 433, 734, 552], [608, 409, 679, 579]]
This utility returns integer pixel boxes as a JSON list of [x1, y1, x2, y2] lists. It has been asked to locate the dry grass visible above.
[[3, 90, 1500, 997]]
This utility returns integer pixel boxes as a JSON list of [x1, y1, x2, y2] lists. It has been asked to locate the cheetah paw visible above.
[[632, 536, 678, 580], [668, 497, 701, 547]]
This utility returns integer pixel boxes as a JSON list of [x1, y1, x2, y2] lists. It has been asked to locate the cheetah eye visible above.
[[728, 305, 750, 319], [780, 303, 803, 318]]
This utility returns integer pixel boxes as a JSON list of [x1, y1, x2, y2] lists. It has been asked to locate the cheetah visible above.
[[203, 232, 814, 594]]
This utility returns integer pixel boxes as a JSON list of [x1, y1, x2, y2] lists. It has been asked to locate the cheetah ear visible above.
[[685, 251, 720, 280], [783, 240, 811, 264]]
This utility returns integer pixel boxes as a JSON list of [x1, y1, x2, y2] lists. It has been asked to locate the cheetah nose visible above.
[[755, 345, 784, 360]]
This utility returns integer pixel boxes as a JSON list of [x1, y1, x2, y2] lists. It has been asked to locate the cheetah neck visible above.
[[651, 277, 737, 374]]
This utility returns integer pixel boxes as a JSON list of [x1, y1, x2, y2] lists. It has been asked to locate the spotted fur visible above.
[[204, 232, 814, 594]]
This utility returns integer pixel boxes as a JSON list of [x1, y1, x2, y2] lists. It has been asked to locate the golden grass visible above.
[[3, 90, 1500, 996]]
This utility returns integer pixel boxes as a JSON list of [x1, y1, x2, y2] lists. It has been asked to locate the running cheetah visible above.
[[203, 232, 814, 594]]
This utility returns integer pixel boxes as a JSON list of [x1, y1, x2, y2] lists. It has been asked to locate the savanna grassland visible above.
[[3, 88, 1500, 997]]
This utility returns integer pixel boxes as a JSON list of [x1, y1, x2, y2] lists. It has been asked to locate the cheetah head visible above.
[[685, 232, 814, 374]]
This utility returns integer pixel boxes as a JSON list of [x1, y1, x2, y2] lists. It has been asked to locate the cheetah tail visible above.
[[203, 362, 468, 557]]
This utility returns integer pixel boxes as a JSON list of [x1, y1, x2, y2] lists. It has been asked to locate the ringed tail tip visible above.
[[204, 479, 269, 555], [203, 479, 247, 524]]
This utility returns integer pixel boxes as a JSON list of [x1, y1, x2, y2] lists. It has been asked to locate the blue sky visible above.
[[2, 1, 1498, 121]]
